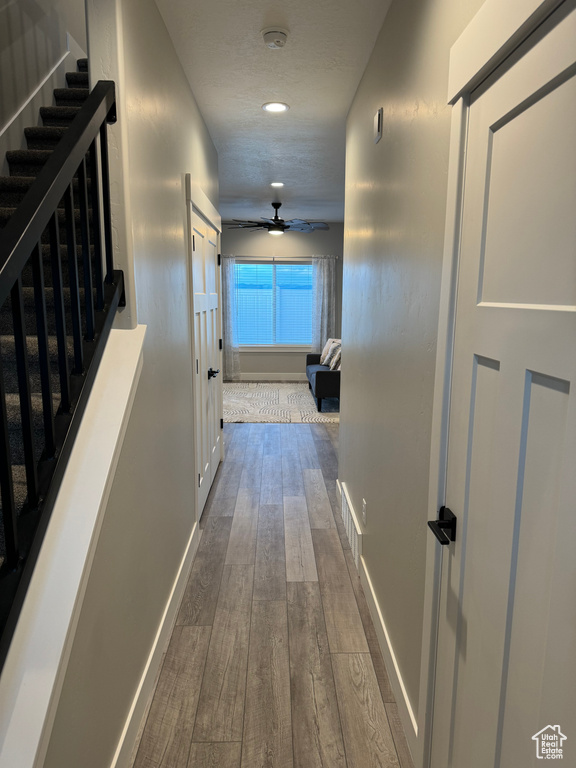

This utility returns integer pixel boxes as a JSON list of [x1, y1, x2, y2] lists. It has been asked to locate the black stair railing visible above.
[[0, 80, 124, 668]]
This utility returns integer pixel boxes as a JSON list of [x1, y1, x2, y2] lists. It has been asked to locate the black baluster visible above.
[[0, 339, 19, 569], [11, 277, 39, 509], [77, 158, 95, 341], [99, 122, 115, 283], [87, 139, 104, 311], [64, 184, 84, 374], [31, 244, 56, 458], [49, 213, 71, 412]]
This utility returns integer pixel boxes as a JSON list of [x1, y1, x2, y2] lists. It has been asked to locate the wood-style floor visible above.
[[131, 423, 414, 768]]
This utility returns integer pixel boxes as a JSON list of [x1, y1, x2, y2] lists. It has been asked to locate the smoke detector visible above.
[[262, 27, 289, 49]]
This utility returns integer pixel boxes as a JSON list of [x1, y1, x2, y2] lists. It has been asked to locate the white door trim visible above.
[[184, 175, 223, 521], [420, 2, 568, 767], [447, 0, 566, 102]]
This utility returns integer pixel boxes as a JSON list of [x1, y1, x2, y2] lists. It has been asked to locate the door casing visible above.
[[185, 174, 223, 523]]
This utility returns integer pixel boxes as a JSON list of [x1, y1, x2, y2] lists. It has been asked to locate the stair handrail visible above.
[[0, 81, 116, 305], [0, 78, 123, 670]]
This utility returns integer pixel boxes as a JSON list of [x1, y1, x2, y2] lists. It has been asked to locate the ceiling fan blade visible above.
[[260, 218, 278, 225], [227, 222, 265, 229], [285, 223, 314, 232], [284, 218, 309, 225], [308, 222, 330, 230], [231, 219, 260, 225]]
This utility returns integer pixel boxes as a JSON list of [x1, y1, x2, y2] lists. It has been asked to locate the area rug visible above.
[[223, 382, 339, 423]]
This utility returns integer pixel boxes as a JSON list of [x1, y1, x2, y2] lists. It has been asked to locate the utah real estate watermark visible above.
[[532, 725, 567, 760]]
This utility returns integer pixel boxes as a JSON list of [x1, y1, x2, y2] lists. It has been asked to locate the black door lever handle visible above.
[[208, 368, 220, 380], [428, 506, 457, 545]]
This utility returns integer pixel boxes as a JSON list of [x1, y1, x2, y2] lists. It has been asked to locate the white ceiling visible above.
[[155, 0, 391, 224]]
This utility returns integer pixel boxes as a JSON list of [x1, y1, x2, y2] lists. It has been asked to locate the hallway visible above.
[[130, 423, 413, 768]]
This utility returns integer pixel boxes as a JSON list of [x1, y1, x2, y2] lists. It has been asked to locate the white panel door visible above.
[[190, 206, 222, 516], [431, 6, 576, 768]]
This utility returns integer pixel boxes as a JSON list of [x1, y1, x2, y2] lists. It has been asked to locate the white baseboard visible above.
[[110, 521, 202, 768], [239, 373, 307, 382], [359, 557, 420, 761]]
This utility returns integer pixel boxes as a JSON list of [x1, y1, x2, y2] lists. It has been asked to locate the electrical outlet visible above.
[[362, 498, 367, 527]]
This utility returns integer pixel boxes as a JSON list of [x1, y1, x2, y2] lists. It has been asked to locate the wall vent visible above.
[[340, 481, 363, 570]]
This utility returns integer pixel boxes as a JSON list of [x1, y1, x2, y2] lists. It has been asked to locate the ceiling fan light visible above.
[[271, 182, 284, 187], [269, 228, 284, 236], [262, 102, 290, 113]]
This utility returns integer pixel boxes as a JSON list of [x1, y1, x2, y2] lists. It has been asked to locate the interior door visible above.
[[431, 5, 576, 767], [189, 203, 223, 516]]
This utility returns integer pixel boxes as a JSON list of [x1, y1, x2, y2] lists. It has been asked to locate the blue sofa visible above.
[[306, 353, 341, 412]]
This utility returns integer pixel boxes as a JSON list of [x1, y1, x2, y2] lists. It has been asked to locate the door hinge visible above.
[[193, 234, 196, 251], [196, 359, 199, 374], [198, 473, 201, 487], [220, 418, 224, 429], [218, 253, 221, 266], [219, 338, 223, 350]]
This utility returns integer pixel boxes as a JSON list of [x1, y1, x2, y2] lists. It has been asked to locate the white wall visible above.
[[222, 224, 344, 378], [340, 0, 484, 747], [41, 0, 218, 765], [0, 0, 87, 172]]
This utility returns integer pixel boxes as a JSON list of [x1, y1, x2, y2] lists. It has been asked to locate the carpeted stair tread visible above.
[[0, 176, 35, 207], [1, 333, 73, 389], [3, 393, 57, 468], [65, 72, 89, 88], [0, 176, 93, 210], [40, 106, 81, 127], [54, 88, 90, 107], [24, 126, 68, 151], [0, 57, 94, 563], [6, 149, 53, 177]]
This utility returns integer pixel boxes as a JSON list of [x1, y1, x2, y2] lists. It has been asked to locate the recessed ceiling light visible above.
[[271, 182, 284, 188], [262, 102, 290, 113]]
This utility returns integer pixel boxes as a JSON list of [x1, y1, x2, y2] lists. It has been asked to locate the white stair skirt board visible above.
[[339, 481, 362, 569], [111, 520, 202, 768], [0, 326, 146, 768]]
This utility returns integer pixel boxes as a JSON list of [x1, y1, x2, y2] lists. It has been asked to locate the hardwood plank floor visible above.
[[176, 517, 233, 626], [225, 488, 259, 565], [133, 626, 211, 768], [284, 496, 318, 582], [254, 504, 286, 601], [303, 468, 336, 529], [241, 601, 293, 768], [192, 564, 254, 742], [132, 423, 412, 768], [287, 582, 347, 768], [332, 653, 400, 768], [312, 529, 369, 653]]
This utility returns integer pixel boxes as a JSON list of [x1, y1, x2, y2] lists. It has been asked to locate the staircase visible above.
[[0, 60, 122, 657]]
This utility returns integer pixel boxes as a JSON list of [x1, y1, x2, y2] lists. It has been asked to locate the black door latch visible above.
[[428, 506, 457, 545]]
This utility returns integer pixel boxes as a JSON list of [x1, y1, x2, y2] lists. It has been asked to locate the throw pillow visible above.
[[320, 338, 336, 365], [329, 348, 341, 370], [324, 340, 341, 368]]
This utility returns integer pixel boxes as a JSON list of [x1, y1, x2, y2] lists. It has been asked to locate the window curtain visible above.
[[221, 255, 241, 381], [312, 255, 337, 353]]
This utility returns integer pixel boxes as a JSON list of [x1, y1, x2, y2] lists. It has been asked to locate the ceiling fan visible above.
[[228, 202, 329, 235]]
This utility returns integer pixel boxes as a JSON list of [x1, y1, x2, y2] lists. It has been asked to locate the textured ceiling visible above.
[[155, 0, 391, 223]]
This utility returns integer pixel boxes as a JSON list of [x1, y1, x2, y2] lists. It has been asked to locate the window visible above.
[[234, 261, 313, 345]]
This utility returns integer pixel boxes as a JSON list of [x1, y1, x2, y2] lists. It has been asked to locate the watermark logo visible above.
[[532, 725, 567, 760]]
